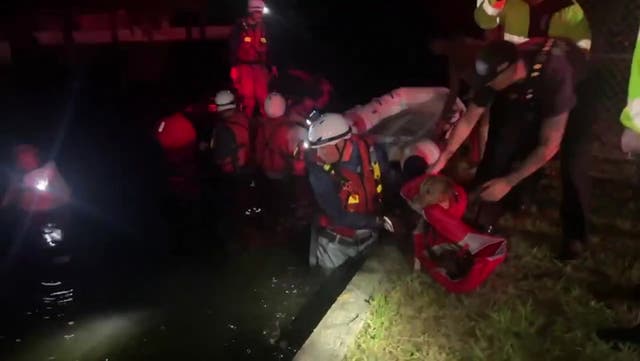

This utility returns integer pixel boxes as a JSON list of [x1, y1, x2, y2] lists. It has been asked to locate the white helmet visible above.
[[215, 90, 236, 112], [265, 92, 286, 118], [402, 139, 441, 166], [248, 0, 265, 13], [307, 113, 352, 148]]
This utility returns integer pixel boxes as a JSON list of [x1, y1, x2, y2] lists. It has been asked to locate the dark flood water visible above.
[[0, 47, 362, 360]]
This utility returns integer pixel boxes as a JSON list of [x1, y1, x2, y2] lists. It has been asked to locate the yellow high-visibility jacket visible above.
[[475, 0, 592, 51], [621, 26, 640, 133]]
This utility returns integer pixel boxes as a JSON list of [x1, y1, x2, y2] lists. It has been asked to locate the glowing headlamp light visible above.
[[35, 178, 49, 191], [305, 109, 321, 126]]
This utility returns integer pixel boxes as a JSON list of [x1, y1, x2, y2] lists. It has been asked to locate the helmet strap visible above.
[[335, 140, 347, 163]]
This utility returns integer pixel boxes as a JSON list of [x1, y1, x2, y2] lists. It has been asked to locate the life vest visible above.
[[401, 174, 507, 293], [621, 26, 640, 133], [236, 19, 268, 64], [317, 136, 383, 237], [474, 0, 591, 50], [210, 111, 250, 173], [256, 117, 308, 178]]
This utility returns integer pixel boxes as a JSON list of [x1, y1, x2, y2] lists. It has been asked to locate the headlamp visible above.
[[305, 109, 321, 126]]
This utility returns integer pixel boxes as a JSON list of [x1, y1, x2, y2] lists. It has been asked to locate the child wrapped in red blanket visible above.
[[401, 173, 507, 293]]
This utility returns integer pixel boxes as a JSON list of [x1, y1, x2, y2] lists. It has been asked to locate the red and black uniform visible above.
[[211, 110, 251, 174], [229, 18, 272, 117], [307, 136, 387, 238], [255, 116, 307, 179]]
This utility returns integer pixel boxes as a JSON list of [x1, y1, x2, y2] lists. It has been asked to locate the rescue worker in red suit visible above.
[[208, 90, 251, 174], [229, 0, 276, 117], [256, 93, 312, 231], [1, 144, 73, 327], [2, 145, 71, 212], [155, 106, 200, 201], [256, 92, 308, 179], [305, 113, 399, 270]]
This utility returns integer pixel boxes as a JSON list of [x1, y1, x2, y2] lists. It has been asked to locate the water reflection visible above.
[[2, 162, 342, 361]]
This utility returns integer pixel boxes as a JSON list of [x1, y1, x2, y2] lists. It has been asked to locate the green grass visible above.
[[346, 159, 640, 361]]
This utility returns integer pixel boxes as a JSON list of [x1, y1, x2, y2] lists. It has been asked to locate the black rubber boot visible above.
[[556, 239, 586, 261]]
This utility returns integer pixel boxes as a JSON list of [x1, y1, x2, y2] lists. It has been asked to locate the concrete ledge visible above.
[[293, 244, 405, 361]]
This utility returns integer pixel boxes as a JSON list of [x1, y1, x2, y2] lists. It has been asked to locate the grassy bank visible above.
[[346, 158, 640, 361]]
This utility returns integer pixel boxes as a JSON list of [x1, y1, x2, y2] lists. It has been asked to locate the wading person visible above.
[[207, 90, 251, 175], [428, 38, 591, 260], [255, 92, 310, 232], [305, 113, 398, 270]]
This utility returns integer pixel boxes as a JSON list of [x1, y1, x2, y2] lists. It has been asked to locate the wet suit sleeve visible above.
[[307, 163, 381, 230]]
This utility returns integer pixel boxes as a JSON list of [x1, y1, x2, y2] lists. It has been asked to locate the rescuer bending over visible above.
[[428, 38, 591, 260], [305, 113, 400, 270]]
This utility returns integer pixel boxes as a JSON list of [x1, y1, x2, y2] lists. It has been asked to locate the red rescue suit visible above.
[[212, 111, 251, 174], [255, 117, 307, 178], [230, 18, 271, 117], [155, 112, 199, 199], [318, 136, 383, 238], [401, 174, 507, 293]]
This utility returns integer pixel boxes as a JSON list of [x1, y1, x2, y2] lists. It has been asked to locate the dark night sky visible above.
[[1, 0, 481, 107], [263, 0, 480, 103]]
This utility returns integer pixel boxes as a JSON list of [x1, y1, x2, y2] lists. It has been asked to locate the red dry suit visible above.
[[211, 110, 251, 174], [155, 112, 199, 199], [229, 18, 271, 117], [316, 136, 384, 238], [255, 115, 308, 179], [401, 174, 507, 293]]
